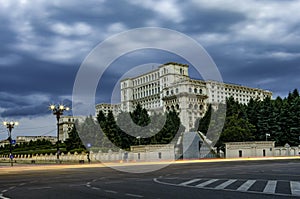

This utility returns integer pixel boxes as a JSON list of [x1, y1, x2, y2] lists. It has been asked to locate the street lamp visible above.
[[136, 136, 141, 145], [3, 121, 18, 166], [49, 104, 70, 163], [266, 133, 270, 141]]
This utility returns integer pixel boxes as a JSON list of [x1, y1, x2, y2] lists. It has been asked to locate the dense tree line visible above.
[[0, 139, 57, 155], [5, 89, 299, 155], [196, 89, 300, 151], [95, 103, 184, 151]]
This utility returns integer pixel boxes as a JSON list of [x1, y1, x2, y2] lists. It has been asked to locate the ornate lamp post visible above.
[[3, 121, 18, 166], [49, 104, 70, 163], [266, 133, 270, 141]]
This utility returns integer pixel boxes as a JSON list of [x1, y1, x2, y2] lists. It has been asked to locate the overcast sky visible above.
[[1, 0, 300, 139]]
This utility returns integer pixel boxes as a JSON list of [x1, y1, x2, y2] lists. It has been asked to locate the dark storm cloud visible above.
[[0, 57, 78, 95], [1, 101, 50, 118], [0, 92, 72, 118], [179, 6, 247, 34], [51, 1, 154, 28]]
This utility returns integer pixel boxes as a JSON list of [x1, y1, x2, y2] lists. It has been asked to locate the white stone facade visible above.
[[225, 141, 300, 158], [16, 136, 57, 144], [225, 141, 275, 158], [96, 62, 272, 132], [95, 103, 121, 116], [59, 116, 84, 142]]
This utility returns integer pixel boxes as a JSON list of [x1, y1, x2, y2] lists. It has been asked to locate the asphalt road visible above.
[[0, 159, 300, 199]]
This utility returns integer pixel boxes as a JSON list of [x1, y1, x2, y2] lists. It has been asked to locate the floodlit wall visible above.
[[0, 145, 175, 163], [225, 141, 300, 158]]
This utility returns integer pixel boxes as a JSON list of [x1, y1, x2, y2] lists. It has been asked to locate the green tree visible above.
[[195, 104, 212, 134], [64, 125, 86, 152], [216, 114, 256, 151], [130, 103, 150, 127]]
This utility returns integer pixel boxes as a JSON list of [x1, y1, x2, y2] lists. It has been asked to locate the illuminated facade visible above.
[[97, 62, 272, 131]]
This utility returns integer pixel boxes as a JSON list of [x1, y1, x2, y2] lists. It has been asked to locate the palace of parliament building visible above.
[[96, 62, 272, 132]]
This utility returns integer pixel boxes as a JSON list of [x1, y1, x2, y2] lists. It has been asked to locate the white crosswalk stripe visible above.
[[163, 178, 300, 196], [195, 179, 218, 188], [237, 180, 256, 191], [263, 180, 277, 194], [215, 179, 237, 189], [179, 179, 201, 186], [290, 181, 300, 196]]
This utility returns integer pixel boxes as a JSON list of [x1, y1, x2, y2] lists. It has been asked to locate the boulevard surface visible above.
[[0, 158, 300, 199]]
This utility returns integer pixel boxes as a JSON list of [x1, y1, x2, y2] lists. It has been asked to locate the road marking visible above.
[[0, 194, 10, 199], [155, 177, 300, 197], [263, 180, 277, 194], [125, 193, 144, 198], [91, 187, 100, 190], [179, 179, 201, 186], [104, 190, 117, 194], [196, 179, 218, 188], [237, 180, 256, 191], [104, 181, 124, 184], [28, 187, 52, 190], [290, 181, 300, 196], [215, 179, 237, 189]]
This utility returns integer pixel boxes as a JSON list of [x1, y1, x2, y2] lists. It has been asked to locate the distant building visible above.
[[225, 141, 300, 158], [0, 139, 9, 147], [95, 103, 121, 116], [16, 136, 57, 144], [225, 141, 275, 158], [96, 62, 272, 131], [58, 116, 84, 142]]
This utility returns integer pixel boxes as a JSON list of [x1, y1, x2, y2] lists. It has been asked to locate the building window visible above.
[[200, 105, 203, 110], [239, 150, 243, 157], [194, 88, 197, 93]]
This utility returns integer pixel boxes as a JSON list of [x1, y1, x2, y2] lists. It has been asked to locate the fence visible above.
[[0, 146, 175, 163]]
